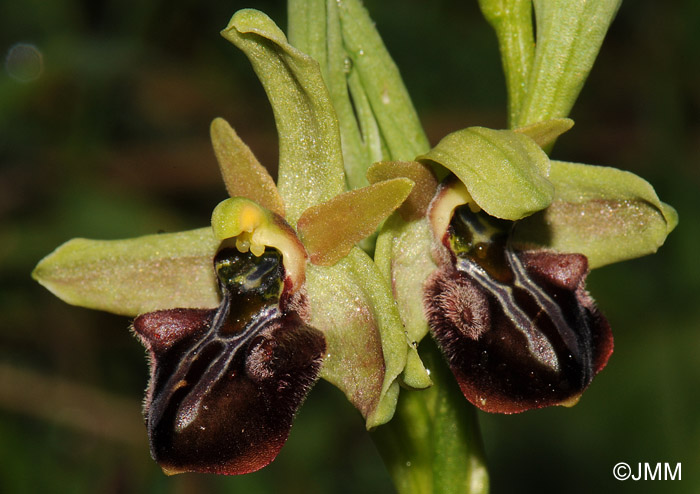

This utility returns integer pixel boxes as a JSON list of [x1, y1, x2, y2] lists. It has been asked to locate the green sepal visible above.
[[32, 228, 220, 317], [210, 117, 285, 217], [514, 0, 622, 128], [418, 127, 554, 220], [305, 247, 414, 428], [513, 160, 678, 268], [514, 118, 574, 149], [296, 178, 414, 266], [221, 9, 346, 225]]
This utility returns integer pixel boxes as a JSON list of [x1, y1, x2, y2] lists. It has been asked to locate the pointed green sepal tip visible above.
[[211, 197, 307, 290], [296, 178, 414, 266], [662, 203, 679, 233], [418, 126, 554, 220], [222, 9, 287, 44], [402, 347, 433, 389]]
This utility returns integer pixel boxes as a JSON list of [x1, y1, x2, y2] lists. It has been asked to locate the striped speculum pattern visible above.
[[133, 247, 325, 475], [425, 204, 613, 414]]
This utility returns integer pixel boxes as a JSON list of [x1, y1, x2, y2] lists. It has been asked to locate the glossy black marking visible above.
[[133, 246, 325, 474], [425, 204, 613, 413]]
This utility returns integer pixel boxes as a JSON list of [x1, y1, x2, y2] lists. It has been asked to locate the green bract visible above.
[[479, 0, 623, 129], [517, 0, 622, 128], [289, 0, 430, 189]]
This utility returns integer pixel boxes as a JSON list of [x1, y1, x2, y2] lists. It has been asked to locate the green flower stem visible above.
[[477, 0, 535, 128], [372, 341, 489, 494]]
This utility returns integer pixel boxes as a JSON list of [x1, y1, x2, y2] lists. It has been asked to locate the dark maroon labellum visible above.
[[425, 203, 613, 414], [133, 246, 325, 475]]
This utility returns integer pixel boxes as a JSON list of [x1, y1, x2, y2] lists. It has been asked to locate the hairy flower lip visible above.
[[132, 246, 326, 476], [424, 178, 614, 414]]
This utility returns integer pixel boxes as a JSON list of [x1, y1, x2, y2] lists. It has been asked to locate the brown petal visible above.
[[296, 178, 413, 266]]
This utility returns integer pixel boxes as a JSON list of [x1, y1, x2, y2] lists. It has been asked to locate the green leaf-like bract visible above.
[[478, 0, 535, 127], [336, 0, 430, 163], [288, 0, 430, 189], [515, 0, 622, 128]]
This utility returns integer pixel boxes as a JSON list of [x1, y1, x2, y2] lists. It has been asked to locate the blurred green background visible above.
[[1, 0, 698, 492]]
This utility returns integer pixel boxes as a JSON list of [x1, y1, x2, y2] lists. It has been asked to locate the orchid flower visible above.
[[31, 1, 677, 492], [33, 9, 422, 475]]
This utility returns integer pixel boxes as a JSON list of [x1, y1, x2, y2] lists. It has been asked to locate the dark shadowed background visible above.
[[1, 0, 698, 493]]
